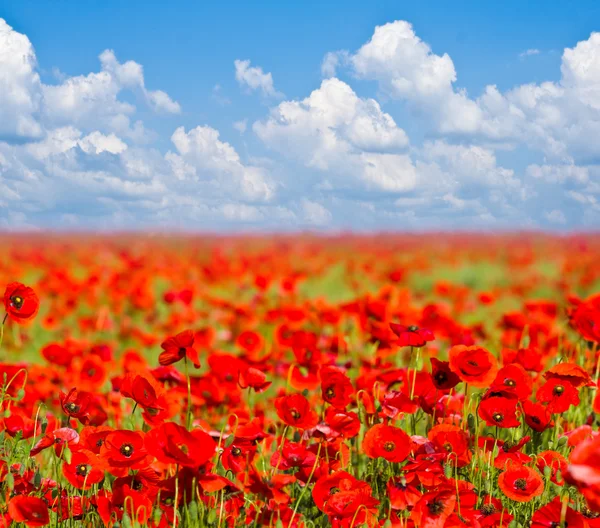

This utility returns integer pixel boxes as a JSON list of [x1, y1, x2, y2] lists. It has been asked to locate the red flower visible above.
[[449, 345, 498, 388], [491, 364, 532, 400], [238, 367, 272, 393], [362, 423, 411, 463], [145, 422, 215, 467], [389, 323, 435, 347], [498, 465, 544, 502], [430, 358, 460, 391], [478, 395, 521, 428], [100, 430, 152, 475], [3, 282, 40, 324], [523, 400, 553, 432], [63, 449, 105, 490], [60, 388, 92, 422], [410, 489, 456, 528], [159, 330, 200, 368], [8, 495, 49, 527], [536, 378, 580, 413], [274, 394, 319, 430], [319, 365, 354, 409], [531, 496, 587, 528]]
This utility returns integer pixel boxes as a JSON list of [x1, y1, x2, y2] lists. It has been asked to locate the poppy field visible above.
[[2, 233, 600, 528]]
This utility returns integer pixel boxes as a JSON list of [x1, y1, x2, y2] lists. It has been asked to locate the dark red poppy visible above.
[[60, 388, 92, 422], [8, 495, 49, 527], [3, 282, 40, 324], [159, 330, 200, 368], [274, 394, 319, 430], [389, 323, 435, 347], [430, 358, 461, 391]]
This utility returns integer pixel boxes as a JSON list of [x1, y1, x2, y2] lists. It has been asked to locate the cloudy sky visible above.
[[1, 1, 600, 231]]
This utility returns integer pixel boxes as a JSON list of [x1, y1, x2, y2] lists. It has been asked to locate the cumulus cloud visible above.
[[254, 78, 413, 191], [234, 59, 281, 98]]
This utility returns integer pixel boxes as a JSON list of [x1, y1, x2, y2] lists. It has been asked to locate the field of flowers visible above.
[[1, 233, 600, 527]]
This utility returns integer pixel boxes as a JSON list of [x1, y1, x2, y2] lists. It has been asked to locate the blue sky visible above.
[[1, 1, 600, 230]]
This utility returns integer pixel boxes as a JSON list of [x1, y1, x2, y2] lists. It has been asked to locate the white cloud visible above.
[[234, 59, 281, 97], [0, 19, 43, 140], [254, 78, 412, 191], [301, 199, 332, 226], [169, 126, 276, 202], [519, 49, 541, 59], [545, 209, 567, 224], [233, 119, 247, 134]]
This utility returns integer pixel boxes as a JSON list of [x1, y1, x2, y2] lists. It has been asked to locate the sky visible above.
[[1, 1, 600, 231]]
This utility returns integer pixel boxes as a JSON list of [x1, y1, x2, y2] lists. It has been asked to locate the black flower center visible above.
[[325, 387, 335, 399], [408, 325, 419, 332], [232, 447, 242, 456], [427, 500, 444, 515], [76, 464, 89, 476], [290, 409, 301, 420], [553, 385, 565, 396], [10, 295, 24, 310], [514, 478, 527, 490], [384, 441, 395, 452], [120, 443, 134, 457], [480, 504, 496, 516], [504, 378, 516, 387], [493, 413, 504, 423]]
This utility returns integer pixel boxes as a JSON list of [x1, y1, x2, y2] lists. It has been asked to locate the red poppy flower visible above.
[[319, 365, 354, 409], [274, 394, 319, 430], [410, 489, 456, 528], [428, 424, 471, 467], [60, 388, 92, 422], [430, 358, 460, 391], [362, 423, 411, 463], [536, 450, 567, 485], [536, 378, 580, 413], [100, 430, 152, 474], [159, 330, 200, 368], [478, 395, 521, 428], [30, 427, 80, 456], [531, 496, 587, 528], [236, 330, 264, 356], [449, 345, 498, 388], [3, 282, 40, 324], [564, 435, 600, 510], [491, 364, 532, 400], [8, 495, 49, 527], [238, 367, 272, 393], [544, 362, 594, 388], [498, 465, 544, 502], [523, 400, 553, 432], [145, 422, 215, 467], [63, 449, 105, 490], [389, 323, 435, 347]]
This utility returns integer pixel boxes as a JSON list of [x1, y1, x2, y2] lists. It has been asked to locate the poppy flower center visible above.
[[408, 325, 419, 332], [434, 372, 447, 384], [514, 478, 527, 490], [325, 387, 335, 399], [120, 443, 134, 457], [480, 504, 496, 516], [384, 441, 395, 452], [96, 439, 104, 447], [76, 464, 89, 476], [492, 413, 504, 423], [10, 295, 24, 309], [504, 378, 516, 387], [66, 402, 79, 413], [290, 409, 301, 420], [31, 512, 41, 519], [443, 442, 453, 452], [232, 447, 242, 456], [427, 499, 444, 515], [552, 385, 565, 396], [178, 347, 186, 355]]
